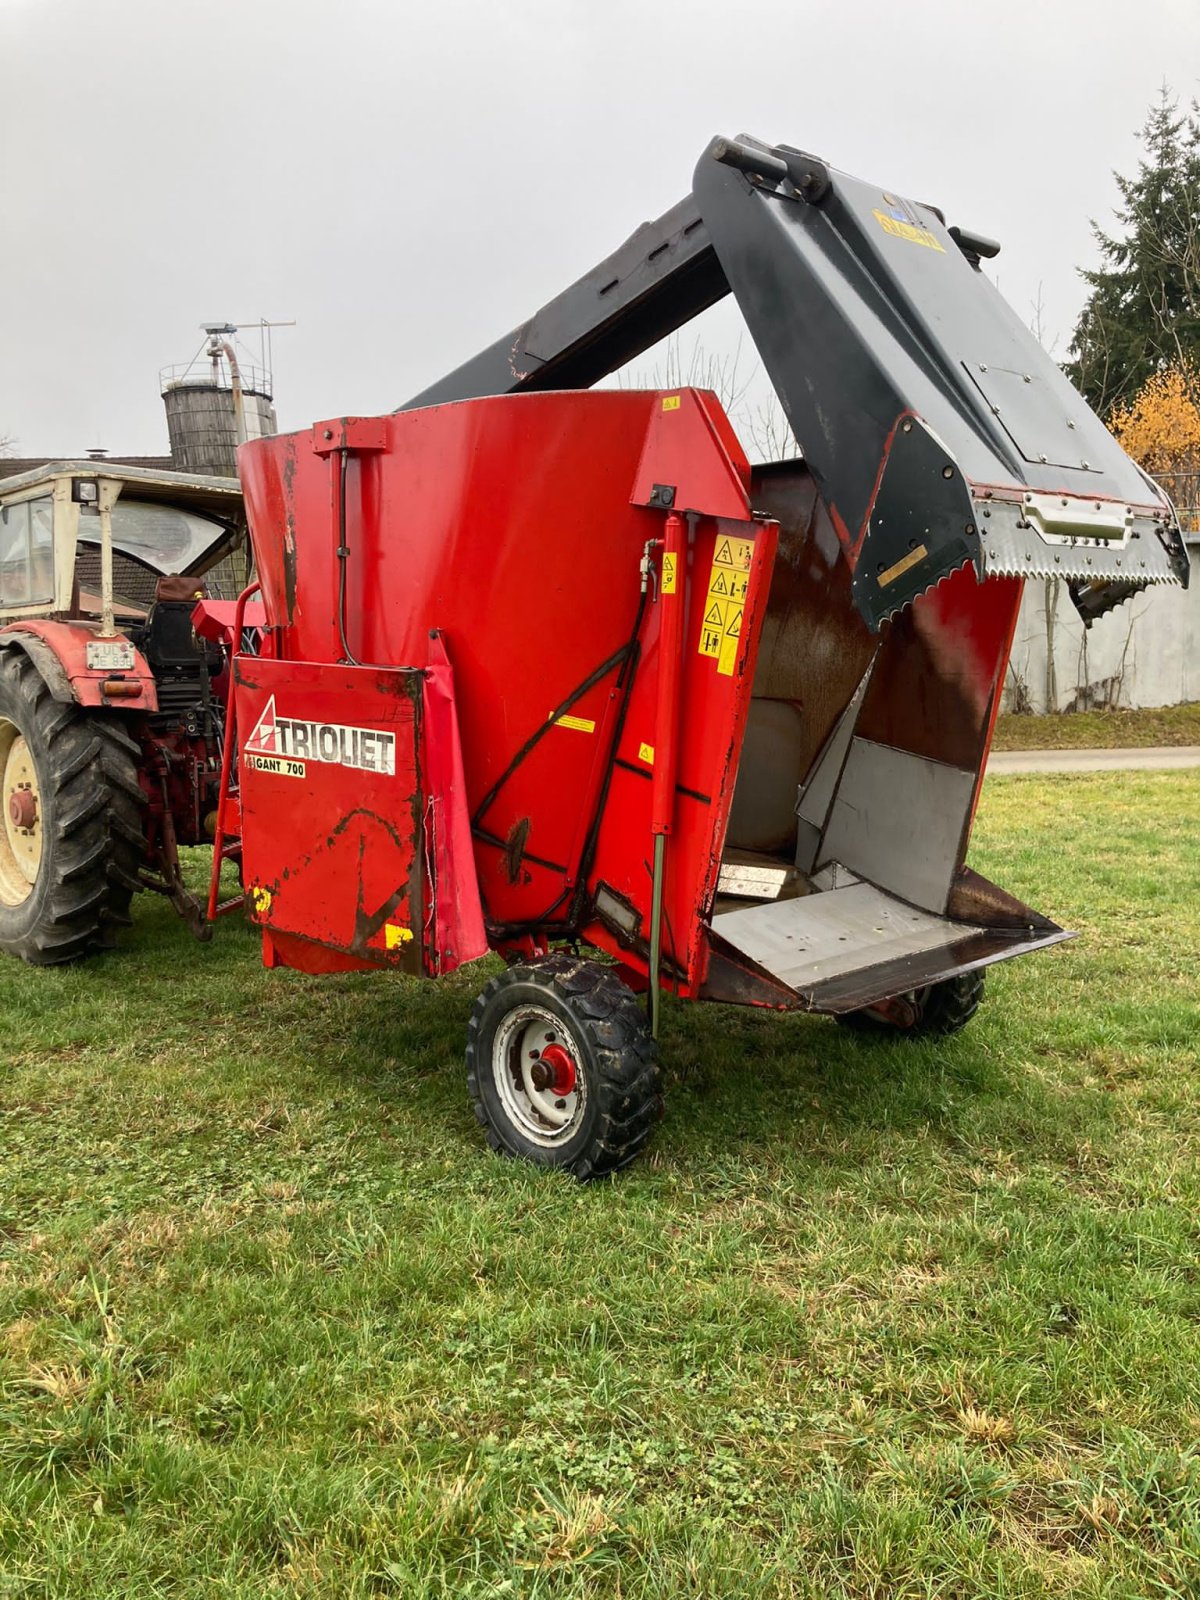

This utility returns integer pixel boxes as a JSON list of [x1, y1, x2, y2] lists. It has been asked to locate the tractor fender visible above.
[[0, 621, 158, 712]]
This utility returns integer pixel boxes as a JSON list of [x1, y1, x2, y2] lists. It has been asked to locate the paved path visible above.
[[989, 745, 1200, 774]]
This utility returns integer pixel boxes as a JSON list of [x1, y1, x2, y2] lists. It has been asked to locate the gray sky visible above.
[[2, 0, 1197, 457]]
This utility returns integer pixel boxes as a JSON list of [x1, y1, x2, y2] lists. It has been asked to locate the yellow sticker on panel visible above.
[[872, 209, 945, 252], [661, 395, 681, 412], [877, 543, 928, 588], [699, 533, 753, 661], [699, 620, 722, 658], [385, 923, 414, 950], [638, 742, 655, 765], [554, 713, 596, 734], [713, 536, 753, 571], [661, 552, 677, 594]]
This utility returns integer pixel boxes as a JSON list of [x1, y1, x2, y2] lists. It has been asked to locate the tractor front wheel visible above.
[[834, 970, 986, 1038], [466, 954, 662, 1179], [0, 651, 144, 964]]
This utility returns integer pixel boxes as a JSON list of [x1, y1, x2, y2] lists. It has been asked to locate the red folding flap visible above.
[[421, 633, 489, 975]]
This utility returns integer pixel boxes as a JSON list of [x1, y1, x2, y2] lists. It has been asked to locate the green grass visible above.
[[993, 701, 1200, 751], [1, 772, 1198, 1598]]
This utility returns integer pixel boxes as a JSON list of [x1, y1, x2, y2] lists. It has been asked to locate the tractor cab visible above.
[[0, 463, 249, 963], [0, 460, 245, 626]]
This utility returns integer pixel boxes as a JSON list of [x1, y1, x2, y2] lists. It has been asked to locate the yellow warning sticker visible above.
[[385, 923, 415, 950], [638, 742, 655, 765], [699, 533, 754, 666], [554, 713, 596, 734], [661, 552, 677, 594], [661, 395, 681, 412], [877, 543, 928, 588], [713, 535, 754, 571], [250, 885, 272, 916], [872, 210, 945, 252]]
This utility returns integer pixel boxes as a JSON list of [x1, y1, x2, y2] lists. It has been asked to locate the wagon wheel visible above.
[[466, 954, 662, 1179], [835, 969, 986, 1038], [0, 651, 144, 965]]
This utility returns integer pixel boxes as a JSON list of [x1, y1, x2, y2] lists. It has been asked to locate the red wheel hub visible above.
[[537, 1042, 577, 1097], [8, 789, 37, 831]]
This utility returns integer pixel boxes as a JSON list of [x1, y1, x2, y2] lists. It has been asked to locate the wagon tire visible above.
[[0, 649, 144, 965], [466, 954, 662, 1179], [835, 970, 986, 1039]]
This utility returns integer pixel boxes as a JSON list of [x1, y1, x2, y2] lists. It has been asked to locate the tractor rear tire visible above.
[[0, 650, 144, 965], [835, 970, 986, 1039], [466, 954, 662, 1179]]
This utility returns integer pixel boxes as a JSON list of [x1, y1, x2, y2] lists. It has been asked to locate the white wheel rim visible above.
[[492, 1003, 587, 1147], [0, 716, 42, 908]]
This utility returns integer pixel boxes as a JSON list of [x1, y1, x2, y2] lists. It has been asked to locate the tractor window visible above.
[[107, 500, 231, 575], [0, 496, 54, 609]]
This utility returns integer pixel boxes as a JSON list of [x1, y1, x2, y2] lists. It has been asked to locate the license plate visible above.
[[86, 638, 135, 671]]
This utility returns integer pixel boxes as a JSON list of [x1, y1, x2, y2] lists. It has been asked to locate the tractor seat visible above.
[[139, 576, 221, 672]]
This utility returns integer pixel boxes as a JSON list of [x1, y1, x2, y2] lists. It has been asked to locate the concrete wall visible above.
[[1004, 538, 1199, 712]]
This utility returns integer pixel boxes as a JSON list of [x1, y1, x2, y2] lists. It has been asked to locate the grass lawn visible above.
[[1, 772, 1198, 1598], [993, 701, 1200, 751]]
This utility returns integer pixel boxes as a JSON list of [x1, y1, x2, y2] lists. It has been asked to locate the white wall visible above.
[[1004, 539, 1198, 712]]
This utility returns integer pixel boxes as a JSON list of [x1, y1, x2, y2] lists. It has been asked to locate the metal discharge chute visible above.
[[403, 134, 1188, 629]]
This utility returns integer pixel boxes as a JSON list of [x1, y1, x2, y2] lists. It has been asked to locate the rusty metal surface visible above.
[[697, 927, 803, 1010], [747, 462, 875, 778], [946, 864, 1060, 931], [800, 925, 1074, 1014]]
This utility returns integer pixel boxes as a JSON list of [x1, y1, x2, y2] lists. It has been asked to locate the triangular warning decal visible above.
[[714, 539, 733, 566], [725, 608, 742, 637], [710, 570, 729, 596], [704, 601, 724, 628], [246, 694, 278, 754]]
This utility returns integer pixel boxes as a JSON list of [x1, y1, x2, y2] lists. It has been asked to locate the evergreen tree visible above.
[[1067, 89, 1200, 416]]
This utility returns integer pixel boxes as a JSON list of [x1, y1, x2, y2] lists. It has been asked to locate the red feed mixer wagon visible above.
[[207, 134, 1188, 1177]]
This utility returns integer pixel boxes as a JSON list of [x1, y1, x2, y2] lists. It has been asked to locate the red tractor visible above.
[[0, 460, 249, 962]]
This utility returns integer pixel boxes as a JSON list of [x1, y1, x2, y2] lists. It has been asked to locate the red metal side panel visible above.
[[237, 389, 772, 984], [0, 620, 158, 710], [421, 636, 490, 974], [579, 514, 778, 993], [234, 656, 424, 974]]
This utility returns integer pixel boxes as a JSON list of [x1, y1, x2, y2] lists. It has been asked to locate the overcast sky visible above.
[[1, 0, 1197, 457]]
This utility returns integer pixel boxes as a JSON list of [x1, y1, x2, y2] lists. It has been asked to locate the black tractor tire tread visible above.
[[835, 969, 986, 1039], [466, 953, 662, 1181], [0, 651, 145, 965], [917, 969, 986, 1036]]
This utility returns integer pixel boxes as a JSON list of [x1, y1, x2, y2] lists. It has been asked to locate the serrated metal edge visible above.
[[871, 554, 976, 625], [982, 552, 1181, 583]]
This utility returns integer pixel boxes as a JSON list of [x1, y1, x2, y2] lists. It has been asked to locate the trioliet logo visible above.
[[244, 695, 397, 776]]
